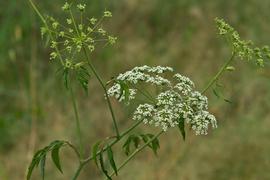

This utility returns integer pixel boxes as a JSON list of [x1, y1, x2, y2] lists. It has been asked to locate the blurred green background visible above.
[[1, 0, 270, 179]]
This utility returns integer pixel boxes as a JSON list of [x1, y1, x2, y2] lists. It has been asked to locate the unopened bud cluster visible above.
[[41, 1, 117, 68], [215, 18, 270, 67]]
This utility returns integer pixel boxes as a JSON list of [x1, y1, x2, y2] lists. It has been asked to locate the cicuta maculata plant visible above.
[[27, 1, 269, 179]]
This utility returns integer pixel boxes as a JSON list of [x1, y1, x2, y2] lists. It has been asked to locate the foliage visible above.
[[27, 140, 66, 180], [23, 0, 269, 179]]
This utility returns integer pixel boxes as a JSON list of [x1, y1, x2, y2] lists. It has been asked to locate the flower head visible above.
[[108, 66, 217, 135], [40, 2, 117, 69]]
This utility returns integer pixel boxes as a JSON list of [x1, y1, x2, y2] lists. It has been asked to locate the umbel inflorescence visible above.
[[40, 1, 117, 69], [107, 66, 217, 135]]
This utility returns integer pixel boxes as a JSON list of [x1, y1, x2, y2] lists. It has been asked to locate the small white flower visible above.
[[107, 84, 137, 103], [108, 66, 218, 135]]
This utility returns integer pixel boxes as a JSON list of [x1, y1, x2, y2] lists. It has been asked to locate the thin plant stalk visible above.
[[82, 47, 120, 138], [28, 0, 84, 157], [70, 84, 83, 157], [202, 52, 236, 94], [28, 0, 65, 65], [26, 10, 38, 178]]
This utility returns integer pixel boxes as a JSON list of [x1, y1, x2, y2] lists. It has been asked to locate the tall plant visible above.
[[26, 1, 269, 179]]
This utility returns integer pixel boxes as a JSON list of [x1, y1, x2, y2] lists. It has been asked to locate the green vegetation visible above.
[[1, 0, 270, 179]]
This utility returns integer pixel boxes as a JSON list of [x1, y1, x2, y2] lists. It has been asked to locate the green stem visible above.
[[109, 130, 164, 178], [72, 163, 84, 180], [72, 120, 143, 180], [29, 0, 84, 159], [201, 52, 235, 94], [84, 119, 142, 163], [131, 84, 156, 104], [28, 0, 64, 65], [70, 85, 83, 157], [69, 9, 80, 36], [28, 0, 46, 24], [82, 47, 120, 138]]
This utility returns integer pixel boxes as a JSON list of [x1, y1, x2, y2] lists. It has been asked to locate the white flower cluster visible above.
[[107, 66, 217, 135], [116, 65, 173, 85], [107, 83, 137, 103], [107, 65, 173, 102]]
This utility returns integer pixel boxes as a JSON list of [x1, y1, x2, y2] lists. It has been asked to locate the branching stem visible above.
[[28, 0, 65, 66], [109, 130, 164, 178], [72, 120, 143, 180], [106, 52, 237, 177], [69, 85, 83, 157], [28, 2, 238, 180]]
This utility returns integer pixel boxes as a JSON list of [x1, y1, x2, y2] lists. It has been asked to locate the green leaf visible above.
[[107, 146, 118, 175], [177, 117, 186, 141], [143, 134, 160, 155], [122, 136, 132, 156], [27, 140, 66, 180], [51, 145, 63, 173], [27, 149, 44, 180], [92, 141, 101, 167], [99, 152, 112, 180], [140, 134, 153, 148], [76, 66, 90, 94], [40, 154, 46, 180], [140, 134, 149, 144], [150, 138, 160, 155], [132, 136, 140, 149]]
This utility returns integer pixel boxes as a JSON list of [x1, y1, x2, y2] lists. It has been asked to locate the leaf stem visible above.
[[28, 0, 65, 65], [82, 47, 120, 138], [201, 52, 236, 94]]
